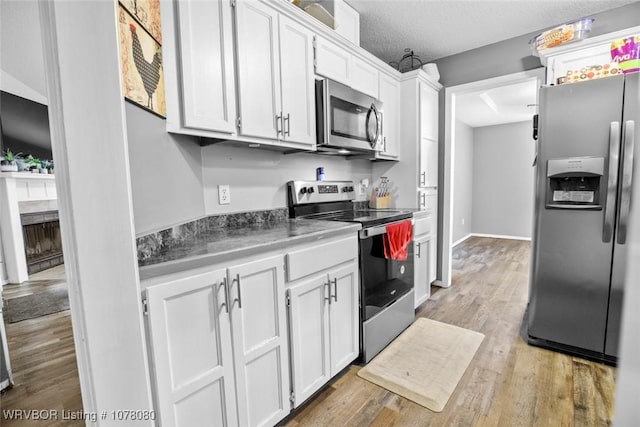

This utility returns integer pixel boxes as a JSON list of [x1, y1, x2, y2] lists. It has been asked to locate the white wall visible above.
[[0, 0, 47, 102], [471, 121, 535, 238], [201, 144, 372, 214], [452, 120, 473, 244], [126, 103, 206, 235]]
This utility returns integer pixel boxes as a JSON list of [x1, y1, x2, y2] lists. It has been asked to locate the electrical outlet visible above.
[[218, 185, 231, 205]]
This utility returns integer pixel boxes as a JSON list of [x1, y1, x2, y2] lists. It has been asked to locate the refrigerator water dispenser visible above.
[[546, 157, 604, 209]]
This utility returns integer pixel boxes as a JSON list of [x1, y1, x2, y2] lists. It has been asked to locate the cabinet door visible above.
[[414, 235, 431, 308], [314, 36, 351, 86], [145, 269, 237, 427], [279, 15, 316, 146], [351, 56, 379, 99], [287, 276, 331, 407], [378, 73, 400, 159], [420, 137, 438, 187], [328, 261, 359, 375], [174, 0, 236, 134], [227, 255, 290, 427], [235, 0, 281, 140], [420, 82, 439, 141], [419, 81, 439, 187]]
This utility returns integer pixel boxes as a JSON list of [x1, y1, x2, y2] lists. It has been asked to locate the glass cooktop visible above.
[[305, 209, 413, 228]]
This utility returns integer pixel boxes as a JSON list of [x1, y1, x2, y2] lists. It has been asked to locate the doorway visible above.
[[441, 69, 544, 286]]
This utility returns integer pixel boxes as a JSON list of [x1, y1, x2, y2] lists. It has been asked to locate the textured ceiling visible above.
[[348, 0, 638, 66]]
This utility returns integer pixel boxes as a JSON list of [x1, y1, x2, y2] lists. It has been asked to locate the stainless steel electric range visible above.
[[287, 180, 415, 363]]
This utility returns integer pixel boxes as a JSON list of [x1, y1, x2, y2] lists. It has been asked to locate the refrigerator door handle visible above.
[[617, 120, 635, 245], [603, 121, 621, 243]]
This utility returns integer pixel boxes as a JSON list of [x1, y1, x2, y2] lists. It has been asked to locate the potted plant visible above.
[[46, 160, 54, 175], [1, 149, 21, 172], [25, 155, 41, 173], [40, 160, 51, 174]]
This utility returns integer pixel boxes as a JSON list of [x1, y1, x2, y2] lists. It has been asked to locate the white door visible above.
[[414, 235, 431, 308], [227, 255, 290, 427], [314, 36, 351, 86], [175, 0, 236, 133], [351, 56, 379, 98], [420, 82, 439, 141], [328, 261, 359, 375], [287, 276, 331, 407], [235, 0, 281, 140], [145, 269, 237, 427], [378, 73, 400, 158], [278, 15, 316, 147]]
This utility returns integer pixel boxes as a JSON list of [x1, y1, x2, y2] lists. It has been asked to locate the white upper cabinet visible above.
[[234, 0, 282, 140], [162, 0, 236, 137], [279, 15, 317, 146], [376, 72, 400, 159], [333, 0, 360, 45], [419, 82, 439, 187], [314, 35, 352, 86], [235, 0, 315, 148], [351, 56, 379, 99], [420, 82, 439, 141]]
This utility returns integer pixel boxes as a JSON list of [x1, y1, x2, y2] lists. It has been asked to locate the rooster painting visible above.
[[129, 23, 162, 110]]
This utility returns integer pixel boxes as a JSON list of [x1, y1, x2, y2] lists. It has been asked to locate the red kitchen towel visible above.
[[383, 220, 413, 261]]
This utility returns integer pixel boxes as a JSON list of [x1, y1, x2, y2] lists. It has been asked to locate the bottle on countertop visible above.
[[316, 167, 324, 181]]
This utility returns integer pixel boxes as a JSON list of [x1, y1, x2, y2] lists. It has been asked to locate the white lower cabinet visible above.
[[145, 269, 238, 426], [287, 260, 359, 407], [414, 214, 435, 308], [144, 254, 290, 427]]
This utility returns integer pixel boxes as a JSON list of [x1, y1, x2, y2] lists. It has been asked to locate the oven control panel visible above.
[[288, 180, 356, 205]]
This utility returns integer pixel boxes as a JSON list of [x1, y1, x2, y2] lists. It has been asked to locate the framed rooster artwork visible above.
[[118, 2, 166, 118]]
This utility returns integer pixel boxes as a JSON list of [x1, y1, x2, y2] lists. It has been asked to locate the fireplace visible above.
[[20, 211, 63, 274]]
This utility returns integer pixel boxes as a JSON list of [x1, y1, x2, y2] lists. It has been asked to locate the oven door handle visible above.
[[359, 219, 414, 239]]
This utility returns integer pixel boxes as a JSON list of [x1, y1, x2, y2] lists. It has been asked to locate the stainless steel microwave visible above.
[[315, 79, 383, 154]]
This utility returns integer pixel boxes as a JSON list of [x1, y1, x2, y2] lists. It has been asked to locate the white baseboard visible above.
[[452, 234, 473, 247], [470, 233, 531, 241]]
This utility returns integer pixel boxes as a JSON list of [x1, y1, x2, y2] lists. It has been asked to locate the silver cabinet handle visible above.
[[284, 113, 290, 137], [617, 120, 635, 245], [416, 242, 421, 258], [276, 113, 283, 136], [232, 273, 242, 309], [331, 278, 338, 302], [383, 137, 387, 152], [324, 281, 331, 302], [420, 192, 426, 208], [420, 171, 426, 186], [219, 277, 229, 313], [603, 121, 621, 243]]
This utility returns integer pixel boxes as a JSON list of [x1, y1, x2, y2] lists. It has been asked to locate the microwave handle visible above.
[[366, 103, 380, 147]]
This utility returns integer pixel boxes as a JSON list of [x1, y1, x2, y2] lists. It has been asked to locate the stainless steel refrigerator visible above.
[[528, 72, 638, 364]]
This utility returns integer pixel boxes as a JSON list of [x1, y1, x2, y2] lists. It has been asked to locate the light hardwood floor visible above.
[[0, 238, 616, 426], [283, 237, 616, 426]]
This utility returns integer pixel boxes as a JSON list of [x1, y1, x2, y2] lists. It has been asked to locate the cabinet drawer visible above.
[[413, 216, 432, 237], [286, 236, 357, 281]]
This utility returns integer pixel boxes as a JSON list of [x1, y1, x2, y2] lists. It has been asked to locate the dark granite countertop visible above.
[[138, 219, 361, 281]]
